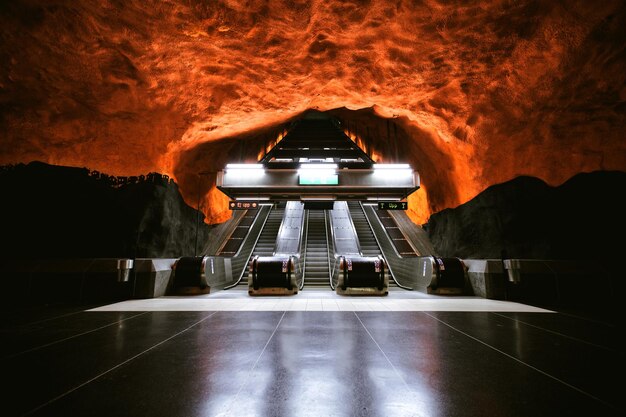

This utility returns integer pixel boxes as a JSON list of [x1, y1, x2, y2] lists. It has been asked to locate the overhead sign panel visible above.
[[298, 173, 339, 185], [378, 201, 408, 210], [229, 201, 259, 210]]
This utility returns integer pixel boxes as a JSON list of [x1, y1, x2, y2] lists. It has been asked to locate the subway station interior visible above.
[[1, 1, 625, 417]]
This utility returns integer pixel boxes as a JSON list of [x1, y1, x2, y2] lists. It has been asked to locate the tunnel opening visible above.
[[171, 106, 469, 227]]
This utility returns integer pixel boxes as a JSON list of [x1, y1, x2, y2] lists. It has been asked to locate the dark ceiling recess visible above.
[[304, 202, 335, 210]]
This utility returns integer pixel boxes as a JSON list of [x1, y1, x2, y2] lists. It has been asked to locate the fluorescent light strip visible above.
[[225, 164, 264, 169], [373, 164, 411, 170], [298, 163, 338, 169]]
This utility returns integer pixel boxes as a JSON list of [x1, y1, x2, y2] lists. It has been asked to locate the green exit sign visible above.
[[378, 201, 408, 210]]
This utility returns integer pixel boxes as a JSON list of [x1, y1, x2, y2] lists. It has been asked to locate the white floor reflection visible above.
[[89, 290, 553, 313]]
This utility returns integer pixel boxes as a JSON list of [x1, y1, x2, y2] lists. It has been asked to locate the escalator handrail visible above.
[[326, 208, 339, 290], [212, 209, 248, 256], [299, 210, 309, 290], [323, 209, 333, 290]]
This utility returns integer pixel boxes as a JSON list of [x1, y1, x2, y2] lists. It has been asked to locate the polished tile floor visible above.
[[1, 289, 621, 417], [89, 289, 553, 312]]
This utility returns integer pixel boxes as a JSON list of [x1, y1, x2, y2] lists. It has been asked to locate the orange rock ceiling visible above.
[[1, 0, 625, 225]]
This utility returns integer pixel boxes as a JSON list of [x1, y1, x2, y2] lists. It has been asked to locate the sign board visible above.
[[299, 173, 339, 185], [378, 201, 408, 210], [229, 201, 259, 210]]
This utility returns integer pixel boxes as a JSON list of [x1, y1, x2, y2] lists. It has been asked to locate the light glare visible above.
[[373, 164, 411, 170], [225, 164, 264, 169]]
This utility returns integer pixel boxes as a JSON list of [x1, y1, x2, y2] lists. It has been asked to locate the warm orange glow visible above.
[[205, 186, 231, 224], [407, 186, 430, 225], [1, 1, 624, 225]]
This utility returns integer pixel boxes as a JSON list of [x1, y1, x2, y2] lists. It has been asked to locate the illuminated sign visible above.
[[378, 201, 408, 210], [298, 174, 339, 185], [229, 201, 259, 210]]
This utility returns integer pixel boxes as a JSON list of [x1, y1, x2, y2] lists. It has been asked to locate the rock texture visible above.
[[426, 171, 626, 259], [0, 162, 210, 259], [1, 1, 625, 225]]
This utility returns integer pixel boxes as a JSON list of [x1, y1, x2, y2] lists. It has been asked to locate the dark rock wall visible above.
[[426, 171, 626, 260], [0, 161, 210, 259]]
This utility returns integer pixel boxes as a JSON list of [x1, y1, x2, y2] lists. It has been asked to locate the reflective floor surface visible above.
[[1, 291, 621, 417], [88, 289, 554, 312]]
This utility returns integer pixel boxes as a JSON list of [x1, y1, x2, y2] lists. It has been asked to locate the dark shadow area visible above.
[[0, 161, 210, 259], [425, 170, 626, 260], [426, 170, 626, 321]]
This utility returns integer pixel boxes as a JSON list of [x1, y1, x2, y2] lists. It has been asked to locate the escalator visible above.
[[374, 209, 419, 257], [302, 210, 331, 288], [216, 209, 259, 257], [236, 205, 285, 288], [347, 201, 395, 288]]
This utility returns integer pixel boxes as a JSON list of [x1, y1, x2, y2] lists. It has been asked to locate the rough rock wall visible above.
[[0, 162, 210, 259], [426, 171, 626, 259], [1, 1, 625, 225]]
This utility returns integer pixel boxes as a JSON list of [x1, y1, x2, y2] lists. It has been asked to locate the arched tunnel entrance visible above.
[[170, 109, 469, 297], [170, 106, 478, 227]]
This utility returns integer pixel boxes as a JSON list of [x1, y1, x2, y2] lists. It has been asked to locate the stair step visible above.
[[303, 210, 330, 287]]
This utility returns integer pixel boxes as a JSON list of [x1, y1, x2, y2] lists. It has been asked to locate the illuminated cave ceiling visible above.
[[1, 0, 625, 224]]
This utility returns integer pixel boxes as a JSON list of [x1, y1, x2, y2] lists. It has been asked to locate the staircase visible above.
[[302, 210, 331, 288]]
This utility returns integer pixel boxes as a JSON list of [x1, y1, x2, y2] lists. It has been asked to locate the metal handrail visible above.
[[323, 210, 334, 290], [326, 209, 340, 290], [297, 202, 306, 258], [344, 201, 364, 256], [299, 210, 309, 290]]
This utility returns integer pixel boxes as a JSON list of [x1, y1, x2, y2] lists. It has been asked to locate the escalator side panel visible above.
[[328, 201, 361, 256], [274, 201, 305, 256]]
